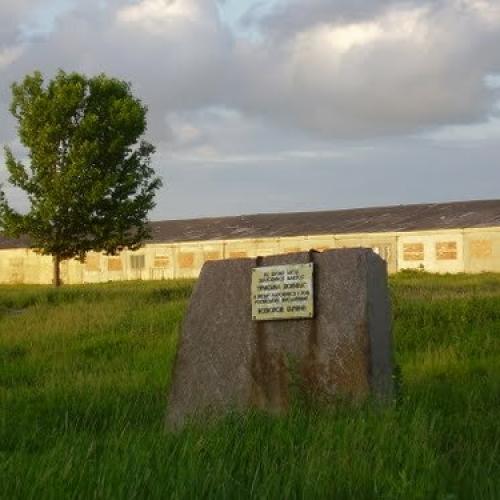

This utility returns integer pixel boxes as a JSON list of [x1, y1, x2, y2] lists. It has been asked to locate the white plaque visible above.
[[251, 263, 314, 321]]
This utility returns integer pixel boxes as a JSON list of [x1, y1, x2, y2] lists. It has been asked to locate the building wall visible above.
[[1, 226, 499, 285], [397, 230, 465, 273], [335, 233, 397, 274], [463, 228, 500, 273]]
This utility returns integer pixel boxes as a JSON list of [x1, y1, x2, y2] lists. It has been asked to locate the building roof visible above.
[[2, 199, 500, 249], [149, 199, 500, 243]]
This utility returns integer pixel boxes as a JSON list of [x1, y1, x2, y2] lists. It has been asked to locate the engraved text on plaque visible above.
[[251, 263, 314, 321]]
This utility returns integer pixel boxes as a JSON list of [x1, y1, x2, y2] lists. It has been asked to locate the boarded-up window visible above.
[[470, 240, 492, 258], [436, 242, 457, 260], [85, 254, 100, 272], [403, 243, 424, 261], [8, 257, 23, 268], [154, 255, 170, 268], [205, 251, 221, 261], [179, 252, 194, 269], [130, 255, 145, 270], [229, 251, 247, 259], [107, 257, 123, 271], [8, 258, 24, 284]]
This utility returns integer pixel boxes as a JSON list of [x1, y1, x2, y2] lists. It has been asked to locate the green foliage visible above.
[[0, 274, 499, 498], [0, 70, 162, 265]]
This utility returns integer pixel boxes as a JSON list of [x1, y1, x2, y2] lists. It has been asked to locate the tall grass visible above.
[[1, 274, 499, 499]]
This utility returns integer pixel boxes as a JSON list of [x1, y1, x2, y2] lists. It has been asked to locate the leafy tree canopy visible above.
[[0, 70, 162, 285]]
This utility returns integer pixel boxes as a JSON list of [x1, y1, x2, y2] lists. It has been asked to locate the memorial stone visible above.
[[166, 249, 393, 430]]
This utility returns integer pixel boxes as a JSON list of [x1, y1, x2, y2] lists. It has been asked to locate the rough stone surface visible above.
[[166, 249, 393, 430]]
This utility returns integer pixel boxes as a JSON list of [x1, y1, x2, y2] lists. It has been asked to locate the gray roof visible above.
[[149, 199, 500, 243], [1, 199, 500, 249]]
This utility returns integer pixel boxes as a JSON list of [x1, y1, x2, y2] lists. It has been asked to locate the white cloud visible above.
[[302, 7, 429, 56], [457, 0, 500, 25], [426, 116, 500, 142], [117, 0, 202, 31], [1, 0, 499, 218], [1, 0, 500, 151], [0, 46, 24, 69], [232, 1, 500, 137]]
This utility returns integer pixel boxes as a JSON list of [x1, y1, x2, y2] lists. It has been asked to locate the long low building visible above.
[[1, 199, 500, 284]]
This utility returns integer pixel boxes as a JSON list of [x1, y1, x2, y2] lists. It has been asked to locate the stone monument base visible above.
[[166, 249, 393, 430]]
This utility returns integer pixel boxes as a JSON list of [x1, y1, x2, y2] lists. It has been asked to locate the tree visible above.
[[0, 70, 162, 286]]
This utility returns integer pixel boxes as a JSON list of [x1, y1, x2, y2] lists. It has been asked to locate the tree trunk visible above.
[[53, 254, 62, 287]]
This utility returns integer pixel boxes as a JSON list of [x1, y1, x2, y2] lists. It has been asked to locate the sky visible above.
[[0, 0, 499, 220]]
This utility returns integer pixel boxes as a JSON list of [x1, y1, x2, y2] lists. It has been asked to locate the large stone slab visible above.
[[166, 249, 393, 430]]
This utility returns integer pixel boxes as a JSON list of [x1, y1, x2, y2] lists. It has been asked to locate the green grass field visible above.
[[1, 273, 499, 499]]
